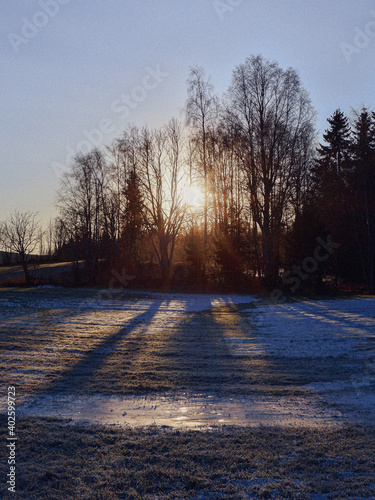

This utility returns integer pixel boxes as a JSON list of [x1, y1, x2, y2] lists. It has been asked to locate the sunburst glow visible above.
[[183, 184, 205, 209]]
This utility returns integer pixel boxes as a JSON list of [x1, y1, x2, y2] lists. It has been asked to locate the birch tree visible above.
[[226, 55, 315, 284], [186, 66, 218, 277]]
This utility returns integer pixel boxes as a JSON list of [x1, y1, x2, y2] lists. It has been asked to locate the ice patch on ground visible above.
[[14, 392, 343, 428]]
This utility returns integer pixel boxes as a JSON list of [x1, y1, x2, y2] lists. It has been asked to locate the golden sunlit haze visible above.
[[182, 183, 205, 209]]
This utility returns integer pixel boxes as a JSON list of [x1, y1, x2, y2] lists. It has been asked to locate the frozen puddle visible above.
[[16, 393, 344, 428]]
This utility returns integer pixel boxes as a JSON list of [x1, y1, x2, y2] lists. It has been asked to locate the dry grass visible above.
[[1, 418, 375, 499]]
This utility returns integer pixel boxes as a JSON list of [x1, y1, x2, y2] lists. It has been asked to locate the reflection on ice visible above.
[[16, 392, 345, 429]]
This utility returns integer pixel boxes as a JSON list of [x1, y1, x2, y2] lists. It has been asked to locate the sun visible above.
[[183, 183, 205, 209]]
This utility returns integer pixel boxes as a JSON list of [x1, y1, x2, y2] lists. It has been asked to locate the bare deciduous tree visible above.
[[139, 119, 187, 283], [57, 148, 109, 280], [226, 55, 315, 284], [0, 211, 40, 284], [186, 66, 218, 277]]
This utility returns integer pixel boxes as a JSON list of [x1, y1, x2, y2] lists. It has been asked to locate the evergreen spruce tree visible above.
[[350, 108, 375, 292], [123, 169, 144, 273], [313, 109, 352, 286]]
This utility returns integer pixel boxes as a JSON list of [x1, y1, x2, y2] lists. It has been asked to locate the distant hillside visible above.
[[0, 250, 18, 265], [0, 251, 39, 265]]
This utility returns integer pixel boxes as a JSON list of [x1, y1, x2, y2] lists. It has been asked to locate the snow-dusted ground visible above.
[[243, 298, 375, 424], [1, 287, 255, 312], [1, 289, 374, 427], [247, 297, 375, 358]]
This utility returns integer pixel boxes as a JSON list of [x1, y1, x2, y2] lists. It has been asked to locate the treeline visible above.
[[48, 54, 374, 293], [305, 108, 375, 294]]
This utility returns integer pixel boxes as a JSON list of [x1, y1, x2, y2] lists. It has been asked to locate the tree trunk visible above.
[[159, 234, 171, 285], [263, 229, 272, 286], [20, 253, 31, 286]]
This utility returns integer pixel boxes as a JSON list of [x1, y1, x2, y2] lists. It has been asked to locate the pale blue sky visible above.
[[1, 0, 374, 224]]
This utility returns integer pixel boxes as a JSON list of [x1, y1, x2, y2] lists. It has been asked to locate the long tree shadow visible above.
[[0, 288, 93, 391], [252, 302, 372, 387], [36, 299, 163, 396], [286, 300, 375, 335], [0, 287, 156, 374], [163, 303, 264, 396], [163, 300, 363, 397]]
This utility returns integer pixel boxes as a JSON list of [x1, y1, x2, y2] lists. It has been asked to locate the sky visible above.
[[1, 0, 375, 226]]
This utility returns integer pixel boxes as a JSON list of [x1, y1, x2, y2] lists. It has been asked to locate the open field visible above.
[[1, 287, 375, 498], [0, 262, 83, 286]]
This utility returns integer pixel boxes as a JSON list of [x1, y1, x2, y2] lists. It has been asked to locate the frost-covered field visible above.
[[0, 287, 374, 427], [250, 297, 375, 358], [246, 298, 375, 424], [1, 288, 375, 499]]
